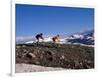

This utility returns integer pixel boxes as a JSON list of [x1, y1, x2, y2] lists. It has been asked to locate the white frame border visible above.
[[12, 0, 96, 77]]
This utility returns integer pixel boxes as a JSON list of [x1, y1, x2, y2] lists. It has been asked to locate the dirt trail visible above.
[[16, 63, 64, 73]]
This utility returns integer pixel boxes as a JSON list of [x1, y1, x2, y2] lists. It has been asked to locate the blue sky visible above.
[[16, 4, 94, 37]]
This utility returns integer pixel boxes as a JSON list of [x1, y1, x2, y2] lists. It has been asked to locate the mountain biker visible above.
[[52, 35, 60, 43], [35, 33, 44, 42]]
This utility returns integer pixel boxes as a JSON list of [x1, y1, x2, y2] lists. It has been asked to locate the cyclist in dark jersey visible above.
[[35, 33, 44, 42]]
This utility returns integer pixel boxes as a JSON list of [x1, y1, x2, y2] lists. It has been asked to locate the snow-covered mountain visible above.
[[16, 36, 36, 44], [67, 29, 94, 45], [16, 29, 94, 46]]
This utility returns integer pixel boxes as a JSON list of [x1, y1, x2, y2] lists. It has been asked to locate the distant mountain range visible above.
[[67, 29, 94, 45], [16, 29, 94, 46]]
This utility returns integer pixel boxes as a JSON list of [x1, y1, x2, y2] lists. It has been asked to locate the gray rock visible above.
[[60, 55, 65, 60], [16, 46, 21, 49], [27, 53, 36, 59]]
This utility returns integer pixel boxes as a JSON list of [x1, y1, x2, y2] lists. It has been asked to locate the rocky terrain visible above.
[[16, 42, 94, 72]]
